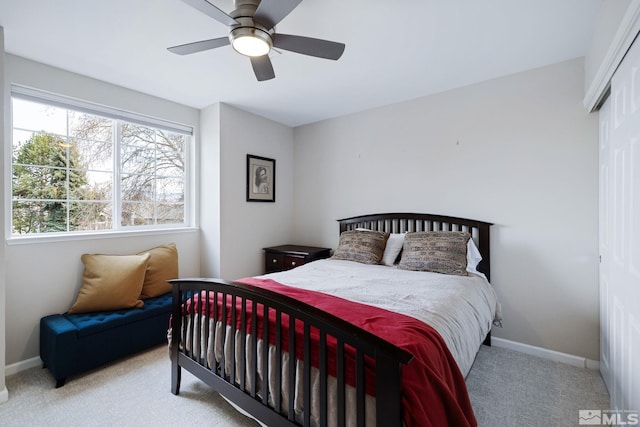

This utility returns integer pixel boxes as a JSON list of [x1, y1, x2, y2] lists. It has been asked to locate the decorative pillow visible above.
[[355, 228, 405, 266], [398, 231, 470, 275], [68, 253, 150, 314], [138, 243, 179, 298], [332, 230, 390, 264]]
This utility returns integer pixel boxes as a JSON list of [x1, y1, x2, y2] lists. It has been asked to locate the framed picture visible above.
[[246, 154, 276, 202]]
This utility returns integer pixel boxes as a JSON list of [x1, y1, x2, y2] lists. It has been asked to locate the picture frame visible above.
[[246, 154, 276, 202]]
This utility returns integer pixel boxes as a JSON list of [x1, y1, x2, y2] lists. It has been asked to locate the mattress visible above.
[[262, 258, 499, 376]]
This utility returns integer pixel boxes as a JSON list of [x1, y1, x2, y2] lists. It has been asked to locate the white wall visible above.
[[217, 103, 295, 279], [3, 55, 201, 365], [199, 104, 221, 277], [292, 58, 600, 360], [199, 103, 295, 280]]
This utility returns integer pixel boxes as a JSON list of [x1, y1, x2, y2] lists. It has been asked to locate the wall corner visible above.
[[1, 24, 9, 403]]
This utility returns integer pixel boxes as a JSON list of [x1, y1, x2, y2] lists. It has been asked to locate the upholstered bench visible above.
[[40, 292, 172, 387]]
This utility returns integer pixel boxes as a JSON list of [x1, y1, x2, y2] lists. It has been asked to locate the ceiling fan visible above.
[[168, 0, 346, 81]]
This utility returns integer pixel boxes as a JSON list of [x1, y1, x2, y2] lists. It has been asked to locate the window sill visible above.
[[6, 226, 199, 246]]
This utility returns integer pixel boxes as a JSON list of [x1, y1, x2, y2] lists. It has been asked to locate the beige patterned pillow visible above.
[[398, 231, 470, 275], [332, 230, 390, 264]]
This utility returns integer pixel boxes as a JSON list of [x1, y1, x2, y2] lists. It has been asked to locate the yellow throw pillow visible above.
[[138, 243, 179, 299], [68, 253, 150, 314]]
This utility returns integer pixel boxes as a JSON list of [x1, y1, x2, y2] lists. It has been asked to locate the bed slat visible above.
[[221, 293, 227, 380], [240, 297, 247, 391], [303, 323, 311, 427], [319, 331, 328, 427], [288, 314, 296, 422], [230, 295, 237, 385], [250, 304, 258, 398], [336, 339, 345, 427], [213, 291, 220, 375], [356, 349, 365, 427], [262, 304, 269, 405], [275, 310, 282, 413]]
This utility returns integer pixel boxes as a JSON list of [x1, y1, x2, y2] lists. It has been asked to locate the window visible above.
[[10, 89, 191, 236]]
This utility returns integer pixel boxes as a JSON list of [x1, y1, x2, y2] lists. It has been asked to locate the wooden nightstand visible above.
[[263, 245, 331, 273]]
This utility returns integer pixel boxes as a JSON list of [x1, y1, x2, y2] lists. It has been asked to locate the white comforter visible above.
[[261, 258, 499, 377]]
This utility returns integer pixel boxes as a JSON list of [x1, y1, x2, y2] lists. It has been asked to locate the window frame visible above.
[[7, 86, 194, 242]]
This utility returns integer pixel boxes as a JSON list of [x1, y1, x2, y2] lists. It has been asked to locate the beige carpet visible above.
[[467, 345, 609, 427], [0, 344, 609, 426], [1, 346, 258, 427]]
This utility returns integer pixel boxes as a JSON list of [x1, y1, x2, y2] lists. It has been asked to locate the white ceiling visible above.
[[0, 0, 603, 127]]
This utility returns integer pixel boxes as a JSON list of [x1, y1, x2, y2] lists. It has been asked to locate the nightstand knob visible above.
[[272, 259, 277, 263], [291, 261, 296, 266]]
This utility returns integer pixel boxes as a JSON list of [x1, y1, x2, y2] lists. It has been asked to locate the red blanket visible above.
[[183, 278, 476, 426], [237, 277, 476, 427]]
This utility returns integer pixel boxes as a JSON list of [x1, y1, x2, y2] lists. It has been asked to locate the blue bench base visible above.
[[40, 292, 172, 387]]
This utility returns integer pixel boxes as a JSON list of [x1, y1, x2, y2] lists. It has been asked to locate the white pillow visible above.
[[466, 238, 483, 274], [381, 233, 405, 266], [355, 228, 405, 266]]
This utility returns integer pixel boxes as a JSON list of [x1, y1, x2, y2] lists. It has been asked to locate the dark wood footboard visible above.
[[170, 278, 413, 427]]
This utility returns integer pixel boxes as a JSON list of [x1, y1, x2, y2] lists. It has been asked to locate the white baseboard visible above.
[[0, 386, 8, 404], [492, 337, 600, 370], [1, 338, 600, 380], [5, 356, 42, 376]]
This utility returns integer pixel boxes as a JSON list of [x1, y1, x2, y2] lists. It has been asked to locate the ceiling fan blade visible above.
[[253, 0, 302, 29], [250, 55, 275, 81], [181, 0, 238, 26], [168, 37, 230, 55], [273, 33, 345, 60]]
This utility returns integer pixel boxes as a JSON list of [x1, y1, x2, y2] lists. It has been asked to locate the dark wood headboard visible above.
[[337, 213, 493, 281]]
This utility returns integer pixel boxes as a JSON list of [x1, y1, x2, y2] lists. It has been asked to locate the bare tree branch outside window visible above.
[[11, 97, 188, 235]]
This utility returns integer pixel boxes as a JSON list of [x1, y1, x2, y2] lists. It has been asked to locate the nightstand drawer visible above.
[[263, 245, 331, 274], [284, 254, 306, 270], [265, 253, 284, 271]]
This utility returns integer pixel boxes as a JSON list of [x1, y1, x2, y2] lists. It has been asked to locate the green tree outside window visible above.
[[12, 133, 88, 234]]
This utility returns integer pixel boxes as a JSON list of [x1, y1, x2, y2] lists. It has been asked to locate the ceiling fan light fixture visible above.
[[230, 27, 272, 57], [170, 0, 346, 81]]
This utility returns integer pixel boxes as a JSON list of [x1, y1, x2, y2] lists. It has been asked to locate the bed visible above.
[[169, 212, 499, 427]]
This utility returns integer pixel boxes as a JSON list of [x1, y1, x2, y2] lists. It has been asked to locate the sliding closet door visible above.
[[599, 96, 612, 394], [599, 36, 640, 411]]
